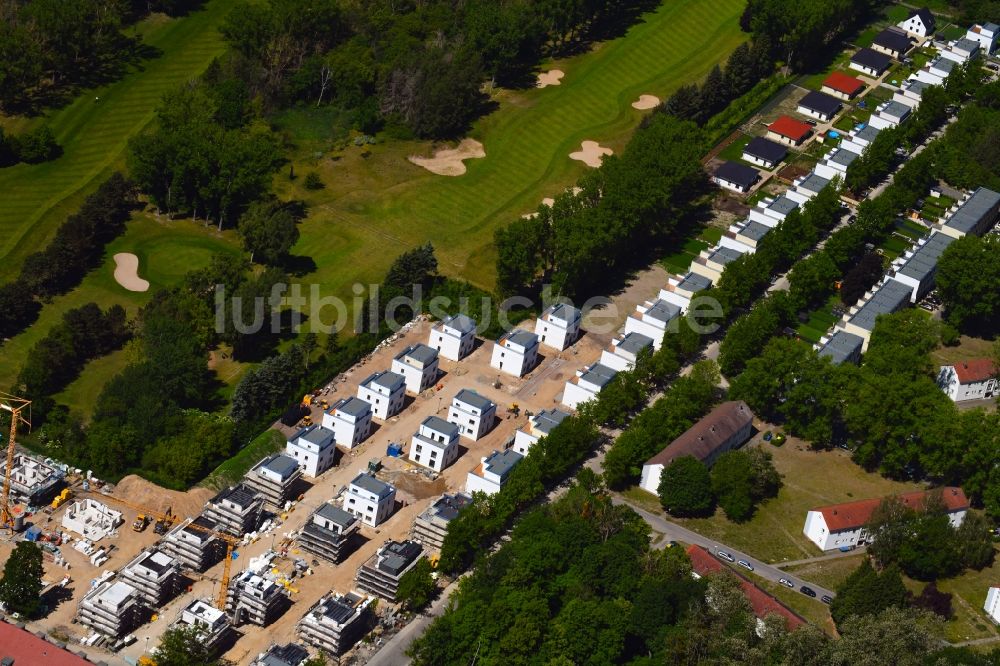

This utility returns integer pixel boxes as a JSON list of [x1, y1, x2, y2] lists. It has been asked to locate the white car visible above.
[[717, 550, 735, 562], [737, 560, 754, 571], [779, 578, 794, 588]]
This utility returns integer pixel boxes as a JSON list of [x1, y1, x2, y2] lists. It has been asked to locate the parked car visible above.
[[800, 586, 817, 597], [717, 550, 735, 562], [737, 560, 754, 571], [821, 595, 833, 604], [779, 578, 794, 589]]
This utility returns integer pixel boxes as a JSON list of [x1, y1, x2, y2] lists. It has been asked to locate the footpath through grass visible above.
[[277, 0, 747, 298], [0, 0, 235, 282]]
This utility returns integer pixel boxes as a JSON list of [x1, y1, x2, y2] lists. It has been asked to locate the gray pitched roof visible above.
[[677, 272, 713, 293], [798, 90, 842, 116], [532, 408, 571, 434], [645, 401, 755, 466], [873, 27, 912, 54], [743, 136, 788, 164], [396, 343, 438, 365], [909, 8, 935, 29], [738, 221, 772, 242], [482, 449, 523, 479], [421, 415, 459, 438], [895, 232, 954, 283], [504, 329, 539, 348], [943, 187, 1000, 234], [617, 332, 654, 355], [817, 331, 865, 365], [442, 314, 477, 334], [454, 389, 495, 411], [330, 396, 372, 418], [848, 279, 913, 331], [715, 160, 760, 188], [350, 473, 395, 498], [852, 48, 892, 72]]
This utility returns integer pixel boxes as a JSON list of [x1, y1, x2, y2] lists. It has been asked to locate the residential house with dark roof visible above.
[[889, 230, 955, 302], [623, 298, 681, 350], [713, 160, 760, 194], [563, 362, 618, 409], [938, 187, 1000, 239], [639, 401, 755, 494], [966, 22, 999, 53], [937, 359, 997, 402], [871, 27, 913, 59], [356, 540, 424, 600], [816, 330, 865, 366], [897, 8, 935, 37], [803, 487, 968, 550], [741, 136, 788, 169], [941, 37, 980, 63], [512, 408, 571, 455], [411, 492, 473, 551], [534, 303, 583, 350], [296, 503, 359, 563], [850, 48, 893, 76], [796, 90, 842, 122], [841, 278, 913, 351], [466, 449, 524, 495], [428, 314, 477, 361], [244, 453, 303, 509], [297, 592, 373, 655], [286, 424, 337, 478], [321, 397, 372, 450], [868, 100, 912, 130], [202, 484, 263, 537], [344, 473, 396, 527], [600, 331, 656, 372], [409, 415, 461, 472]]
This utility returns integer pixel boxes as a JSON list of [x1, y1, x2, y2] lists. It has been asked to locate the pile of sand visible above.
[[569, 140, 613, 168], [114, 474, 215, 518], [537, 70, 565, 88], [408, 138, 485, 176], [632, 94, 660, 110], [113, 253, 149, 292]]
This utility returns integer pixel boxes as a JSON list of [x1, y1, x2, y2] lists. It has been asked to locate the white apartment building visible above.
[[409, 415, 461, 472], [285, 425, 337, 478], [357, 370, 406, 420], [623, 299, 681, 350], [491, 329, 540, 377], [428, 314, 477, 361], [512, 408, 571, 456], [534, 303, 582, 350], [344, 473, 396, 527], [599, 331, 654, 372], [321, 397, 372, 449], [390, 343, 440, 394], [562, 362, 617, 410], [466, 449, 524, 495], [937, 359, 997, 402], [967, 22, 999, 52], [447, 389, 496, 440]]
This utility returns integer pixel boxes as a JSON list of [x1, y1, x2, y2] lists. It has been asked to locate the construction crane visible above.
[[0, 393, 31, 532], [81, 491, 241, 611]]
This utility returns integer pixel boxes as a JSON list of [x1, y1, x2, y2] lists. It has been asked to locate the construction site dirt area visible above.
[[13, 317, 606, 665]]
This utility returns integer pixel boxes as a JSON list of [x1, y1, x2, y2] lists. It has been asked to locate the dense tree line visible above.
[[0, 125, 61, 166], [730, 312, 1000, 519], [214, 0, 650, 138], [495, 114, 708, 298], [0, 172, 137, 341], [14, 303, 131, 417], [658, 447, 781, 521], [936, 234, 1000, 336], [830, 559, 909, 628], [127, 83, 282, 228]]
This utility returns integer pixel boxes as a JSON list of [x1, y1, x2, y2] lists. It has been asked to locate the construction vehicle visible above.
[[51, 488, 72, 510], [300, 414, 312, 427], [301, 394, 312, 407], [132, 514, 149, 532], [84, 493, 241, 611], [0, 393, 31, 533]]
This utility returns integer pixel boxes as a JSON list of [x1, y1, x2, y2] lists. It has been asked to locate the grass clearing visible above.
[[718, 134, 753, 163], [756, 577, 836, 634], [784, 554, 867, 591], [668, 435, 923, 564], [0, 0, 234, 282], [201, 428, 286, 490], [932, 551, 1000, 644], [931, 336, 997, 367]]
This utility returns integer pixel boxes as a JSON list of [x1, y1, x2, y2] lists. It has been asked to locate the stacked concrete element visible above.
[[409, 415, 461, 472], [0, 453, 64, 505], [243, 454, 303, 510], [297, 592, 374, 655], [252, 643, 310, 666], [202, 484, 263, 537], [447, 389, 496, 441], [391, 343, 440, 394], [77, 579, 140, 637], [296, 503, 360, 564], [322, 397, 373, 449], [355, 540, 424, 601], [160, 516, 225, 572], [119, 548, 181, 608], [226, 569, 289, 627], [171, 599, 233, 656], [343, 473, 396, 527], [61, 499, 123, 541], [411, 492, 473, 552]]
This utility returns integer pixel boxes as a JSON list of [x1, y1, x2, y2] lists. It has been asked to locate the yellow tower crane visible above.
[[82, 491, 241, 611], [0, 393, 31, 532]]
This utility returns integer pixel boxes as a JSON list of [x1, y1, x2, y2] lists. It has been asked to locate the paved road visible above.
[[613, 496, 837, 601], [365, 577, 462, 666]]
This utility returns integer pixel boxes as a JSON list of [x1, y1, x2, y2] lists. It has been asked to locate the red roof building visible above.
[[822, 72, 866, 99], [939, 358, 998, 402], [0, 621, 94, 666], [766, 116, 813, 145], [804, 487, 969, 550], [952, 358, 997, 384], [686, 545, 805, 631]]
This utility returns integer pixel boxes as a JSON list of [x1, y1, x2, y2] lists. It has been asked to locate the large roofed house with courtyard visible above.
[[741, 137, 787, 169], [767, 115, 813, 147], [937, 359, 997, 403], [897, 7, 935, 37], [803, 487, 968, 550], [796, 90, 842, 122], [871, 27, 913, 59], [712, 160, 760, 193], [640, 401, 755, 495], [850, 48, 892, 76]]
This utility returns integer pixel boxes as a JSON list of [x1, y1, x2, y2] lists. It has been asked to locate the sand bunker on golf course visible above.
[[408, 138, 485, 176], [113, 253, 149, 292], [632, 94, 660, 110], [569, 140, 613, 168], [537, 70, 564, 88]]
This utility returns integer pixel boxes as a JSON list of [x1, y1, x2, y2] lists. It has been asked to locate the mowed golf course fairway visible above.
[[284, 0, 747, 299], [0, 0, 235, 283]]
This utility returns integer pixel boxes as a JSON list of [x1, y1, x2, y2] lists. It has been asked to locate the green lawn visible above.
[[939, 24, 967, 41], [274, 0, 748, 299], [895, 218, 928, 241], [718, 134, 753, 163], [663, 437, 923, 564], [201, 428, 287, 490], [0, 0, 235, 282], [0, 214, 241, 400], [797, 302, 840, 344], [931, 335, 997, 367], [933, 549, 1000, 644], [784, 553, 867, 591], [660, 237, 711, 274]]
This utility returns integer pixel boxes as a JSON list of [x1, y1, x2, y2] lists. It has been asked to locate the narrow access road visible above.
[[365, 577, 463, 666], [613, 495, 837, 601]]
